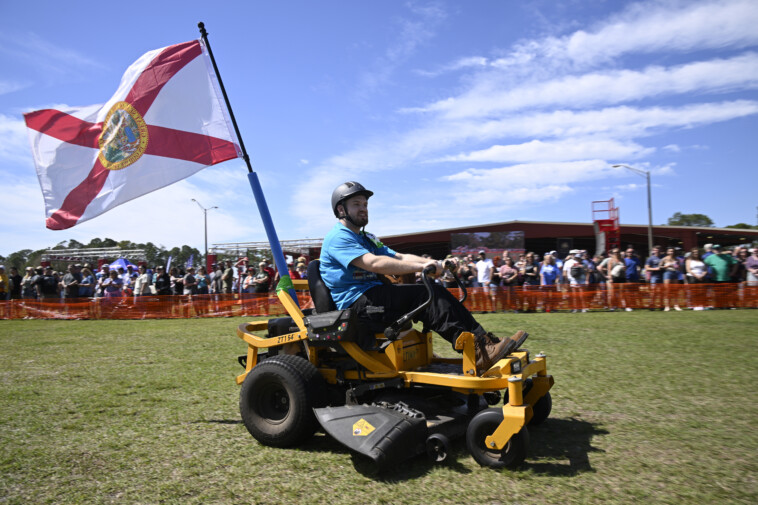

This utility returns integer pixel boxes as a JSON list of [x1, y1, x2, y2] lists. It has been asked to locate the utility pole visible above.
[[191, 199, 218, 270], [613, 164, 654, 255]]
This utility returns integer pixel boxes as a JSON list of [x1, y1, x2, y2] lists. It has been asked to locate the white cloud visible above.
[[437, 138, 655, 163], [422, 0, 758, 76], [444, 159, 615, 187], [561, 0, 758, 66], [413, 52, 758, 118], [437, 100, 758, 144]]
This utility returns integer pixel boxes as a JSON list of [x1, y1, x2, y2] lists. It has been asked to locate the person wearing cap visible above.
[[474, 250, 494, 289], [36, 266, 59, 300], [548, 250, 563, 271], [296, 262, 308, 280], [562, 250, 588, 312], [60, 264, 80, 299], [702, 243, 714, 259], [183, 267, 198, 295], [222, 260, 234, 294], [154, 266, 171, 295], [95, 265, 110, 297], [704, 245, 737, 283], [252, 262, 271, 294], [21, 267, 36, 299], [320, 181, 528, 375], [242, 266, 257, 294]]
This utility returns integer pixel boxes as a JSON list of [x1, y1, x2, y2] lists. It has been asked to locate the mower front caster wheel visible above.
[[466, 409, 528, 469]]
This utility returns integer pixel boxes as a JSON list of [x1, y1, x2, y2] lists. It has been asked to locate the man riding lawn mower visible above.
[[234, 182, 554, 470]]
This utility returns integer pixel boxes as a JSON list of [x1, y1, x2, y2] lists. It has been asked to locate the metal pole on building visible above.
[[613, 164, 654, 255]]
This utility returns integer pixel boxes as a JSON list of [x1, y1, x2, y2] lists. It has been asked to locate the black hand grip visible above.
[[383, 269, 435, 340]]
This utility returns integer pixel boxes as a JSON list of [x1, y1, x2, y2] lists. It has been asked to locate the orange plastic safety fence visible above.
[[0, 284, 756, 320], [0, 293, 313, 320], [457, 283, 758, 312]]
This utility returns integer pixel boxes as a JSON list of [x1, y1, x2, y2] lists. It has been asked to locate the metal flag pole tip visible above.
[[197, 22, 299, 307]]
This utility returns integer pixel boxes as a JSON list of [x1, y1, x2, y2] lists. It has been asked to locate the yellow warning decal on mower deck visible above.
[[352, 419, 375, 436]]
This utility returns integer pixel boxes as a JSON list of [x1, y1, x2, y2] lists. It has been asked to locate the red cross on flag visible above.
[[24, 39, 242, 230]]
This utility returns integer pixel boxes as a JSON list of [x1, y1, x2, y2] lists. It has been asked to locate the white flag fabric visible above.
[[24, 39, 241, 230]]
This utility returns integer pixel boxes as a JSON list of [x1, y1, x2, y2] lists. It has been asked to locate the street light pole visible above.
[[191, 199, 218, 268], [613, 164, 654, 255]]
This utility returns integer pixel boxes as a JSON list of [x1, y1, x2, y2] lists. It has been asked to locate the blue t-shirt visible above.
[[320, 223, 397, 309], [625, 256, 641, 281], [540, 264, 560, 285], [646, 255, 663, 282]]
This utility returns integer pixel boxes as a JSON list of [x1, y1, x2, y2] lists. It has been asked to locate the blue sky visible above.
[[1, 0, 757, 257]]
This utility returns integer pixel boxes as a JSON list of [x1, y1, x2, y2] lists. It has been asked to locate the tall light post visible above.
[[191, 199, 218, 267], [613, 164, 653, 255]]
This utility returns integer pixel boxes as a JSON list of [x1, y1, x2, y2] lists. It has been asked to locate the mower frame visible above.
[[235, 271, 554, 468]]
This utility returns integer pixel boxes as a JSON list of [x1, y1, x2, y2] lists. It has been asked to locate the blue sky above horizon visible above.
[[1, 0, 757, 257]]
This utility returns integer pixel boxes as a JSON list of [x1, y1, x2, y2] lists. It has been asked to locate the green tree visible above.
[[140, 242, 165, 266], [724, 223, 758, 230], [5, 249, 33, 269], [666, 212, 714, 227]]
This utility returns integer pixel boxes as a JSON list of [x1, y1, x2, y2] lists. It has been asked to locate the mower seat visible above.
[[306, 260, 386, 348], [307, 260, 338, 314]]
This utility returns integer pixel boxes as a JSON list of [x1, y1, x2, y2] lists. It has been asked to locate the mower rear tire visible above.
[[240, 354, 325, 448], [466, 409, 528, 469]]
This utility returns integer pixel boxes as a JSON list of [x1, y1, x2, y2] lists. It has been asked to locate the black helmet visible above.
[[331, 181, 373, 218]]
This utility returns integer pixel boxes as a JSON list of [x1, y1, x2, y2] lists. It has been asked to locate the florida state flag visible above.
[[24, 39, 242, 230]]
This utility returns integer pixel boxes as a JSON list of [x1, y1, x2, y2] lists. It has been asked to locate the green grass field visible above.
[[1, 311, 757, 505]]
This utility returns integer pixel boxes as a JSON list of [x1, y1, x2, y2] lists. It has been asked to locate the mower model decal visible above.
[[352, 419, 375, 437], [276, 334, 296, 344]]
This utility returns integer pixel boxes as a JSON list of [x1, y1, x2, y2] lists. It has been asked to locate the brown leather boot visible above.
[[509, 330, 528, 349], [475, 334, 515, 374]]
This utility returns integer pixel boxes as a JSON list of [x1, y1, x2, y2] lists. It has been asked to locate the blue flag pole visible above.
[[198, 22, 298, 306]]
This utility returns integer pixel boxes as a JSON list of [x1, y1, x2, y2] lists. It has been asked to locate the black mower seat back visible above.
[[305, 260, 394, 348], [307, 260, 338, 314]]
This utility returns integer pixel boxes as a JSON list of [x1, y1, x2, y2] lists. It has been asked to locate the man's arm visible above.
[[393, 252, 432, 266], [351, 253, 439, 276]]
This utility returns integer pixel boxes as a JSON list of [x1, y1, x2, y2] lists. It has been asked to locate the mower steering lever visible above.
[[383, 267, 436, 341]]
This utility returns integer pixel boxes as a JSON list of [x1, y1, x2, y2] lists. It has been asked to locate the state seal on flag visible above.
[[98, 101, 149, 170]]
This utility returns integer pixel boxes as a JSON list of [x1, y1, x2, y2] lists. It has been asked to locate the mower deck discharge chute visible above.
[[235, 261, 554, 471]]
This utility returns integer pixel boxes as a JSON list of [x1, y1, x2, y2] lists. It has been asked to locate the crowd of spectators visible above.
[[420, 243, 758, 312], [0, 255, 313, 301], [1, 245, 756, 313]]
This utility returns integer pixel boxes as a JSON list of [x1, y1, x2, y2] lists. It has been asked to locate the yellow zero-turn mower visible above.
[[235, 262, 554, 471]]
